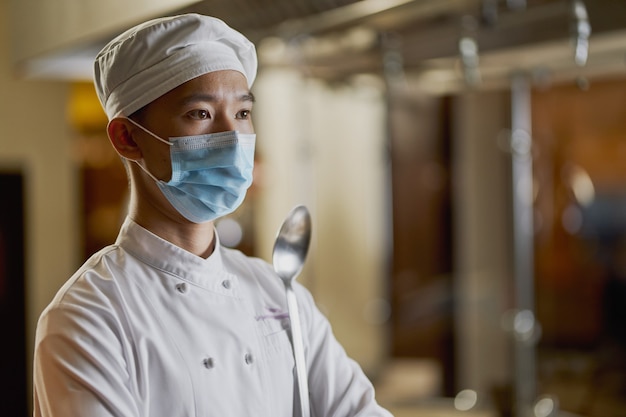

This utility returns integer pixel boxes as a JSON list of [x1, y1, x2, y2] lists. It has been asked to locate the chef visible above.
[[33, 13, 392, 417]]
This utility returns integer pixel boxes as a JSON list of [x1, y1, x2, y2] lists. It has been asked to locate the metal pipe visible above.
[[571, 0, 591, 66], [510, 72, 537, 417]]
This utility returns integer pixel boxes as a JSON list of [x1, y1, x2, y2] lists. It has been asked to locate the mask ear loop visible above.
[[115, 117, 173, 183]]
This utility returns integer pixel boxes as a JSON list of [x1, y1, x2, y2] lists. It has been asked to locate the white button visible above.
[[176, 283, 187, 293], [222, 280, 231, 289], [203, 357, 214, 369], [244, 353, 253, 365]]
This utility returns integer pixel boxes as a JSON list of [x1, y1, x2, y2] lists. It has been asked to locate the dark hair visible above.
[[128, 105, 148, 124]]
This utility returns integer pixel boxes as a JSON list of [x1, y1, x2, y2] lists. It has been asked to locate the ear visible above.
[[107, 118, 142, 160]]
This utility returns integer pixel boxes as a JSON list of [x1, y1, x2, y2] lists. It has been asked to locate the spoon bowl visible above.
[[273, 205, 311, 283]]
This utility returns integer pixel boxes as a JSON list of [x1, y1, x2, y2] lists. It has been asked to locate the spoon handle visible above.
[[286, 283, 310, 417]]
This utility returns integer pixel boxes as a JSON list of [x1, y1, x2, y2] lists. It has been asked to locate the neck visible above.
[[134, 213, 217, 259], [127, 172, 217, 258]]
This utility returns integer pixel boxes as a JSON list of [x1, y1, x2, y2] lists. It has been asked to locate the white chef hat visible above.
[[94, 13, 257, 120]]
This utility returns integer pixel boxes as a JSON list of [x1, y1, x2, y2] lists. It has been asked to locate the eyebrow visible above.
[[179, 92, 256, 106], [241, 92, 256, 103]]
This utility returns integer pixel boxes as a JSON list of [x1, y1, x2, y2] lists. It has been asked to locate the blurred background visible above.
[[1, 0, 626, 416]]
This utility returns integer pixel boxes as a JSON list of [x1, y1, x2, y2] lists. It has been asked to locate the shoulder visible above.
[[37, 245, 128, 339], [52, 245, 124, 302]]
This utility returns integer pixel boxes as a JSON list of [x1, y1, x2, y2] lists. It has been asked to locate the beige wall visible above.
[[254, 67, 389, 374], [0, 0, 76, 404]]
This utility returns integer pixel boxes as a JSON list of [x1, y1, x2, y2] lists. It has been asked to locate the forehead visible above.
[[175, 70, 249, 94], [149, 70, 251, 109]]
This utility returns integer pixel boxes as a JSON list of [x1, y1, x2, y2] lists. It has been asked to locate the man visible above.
[[33, 13, 392, 417]]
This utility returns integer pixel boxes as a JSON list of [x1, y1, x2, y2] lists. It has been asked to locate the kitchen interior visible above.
[[2, 0, 626, 416]]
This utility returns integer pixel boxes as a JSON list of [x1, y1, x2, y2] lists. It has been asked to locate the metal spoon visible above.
[[272, 205, 312, 417]]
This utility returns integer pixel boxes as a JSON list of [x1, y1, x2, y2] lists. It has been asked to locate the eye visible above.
[[187, 109, 210, 120], [236, 109, 251, 120]]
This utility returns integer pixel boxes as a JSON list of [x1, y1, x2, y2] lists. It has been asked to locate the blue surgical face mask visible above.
[[125, 118, 256, 223]]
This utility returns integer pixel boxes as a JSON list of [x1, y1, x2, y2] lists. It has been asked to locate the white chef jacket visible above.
[[33, 217, 392, 417]]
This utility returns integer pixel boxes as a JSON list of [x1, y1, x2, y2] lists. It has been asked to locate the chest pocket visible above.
[[257, 313, 294, 362]]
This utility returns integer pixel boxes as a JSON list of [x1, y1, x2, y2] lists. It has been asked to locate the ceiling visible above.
[[19, 0, 626, 90], [146, 0, 626, 89], [174, 0, 565, 42], [176, 0, 373, 41]]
